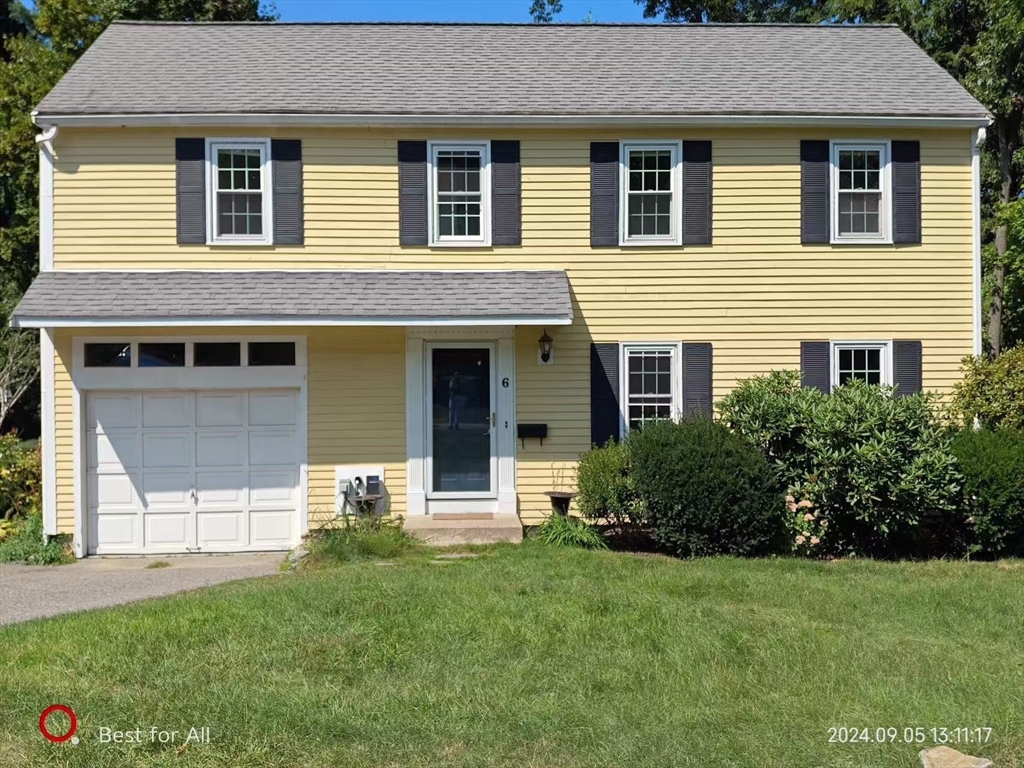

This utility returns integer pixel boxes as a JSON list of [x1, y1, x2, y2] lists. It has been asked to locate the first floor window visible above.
[[832, 142, 889, 242], [209, 140, 271, 244], [623, 345, 678, 432], [832, 342, 890, 387], [621, 142, 682, 245], [430, 142, 489, 245]]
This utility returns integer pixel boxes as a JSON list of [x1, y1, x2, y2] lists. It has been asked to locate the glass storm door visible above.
[[427, 345, 496, 497]]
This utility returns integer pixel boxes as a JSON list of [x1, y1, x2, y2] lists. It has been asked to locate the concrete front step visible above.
[[405, 513, 523, 545]]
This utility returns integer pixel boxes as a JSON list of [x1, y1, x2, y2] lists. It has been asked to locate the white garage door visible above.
[[87, 390, 299, 555]]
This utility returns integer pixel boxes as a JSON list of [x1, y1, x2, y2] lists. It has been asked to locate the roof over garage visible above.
[[10, 270, 574, 327], [34, 22, 988, 123]]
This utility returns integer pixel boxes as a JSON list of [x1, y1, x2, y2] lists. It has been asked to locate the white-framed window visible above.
[[830, 141, 891, 244], [82, 339, 298, 369], [620, 141, 683, 246], [206, 138, 273, 245], [427, 141, 491, 247], [830, 340, 893, 388], [620, 343, 681, 434]]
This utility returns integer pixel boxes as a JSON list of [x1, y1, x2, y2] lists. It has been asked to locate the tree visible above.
[[639, 0, 1024, 353], [529, 0, 563, 23], [0, 297, 38, 431]]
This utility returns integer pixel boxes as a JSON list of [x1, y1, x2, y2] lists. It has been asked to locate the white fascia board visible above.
[[32, 113, 993, 130], [11, 315, 574, 329]]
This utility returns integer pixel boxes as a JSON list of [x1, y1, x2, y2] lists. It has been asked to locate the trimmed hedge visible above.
[[952, 429, 1024, 559], [629, 419, 788, 558]]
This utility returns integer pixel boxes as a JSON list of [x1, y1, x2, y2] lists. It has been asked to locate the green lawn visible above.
[[1, 545, 1022, 767]]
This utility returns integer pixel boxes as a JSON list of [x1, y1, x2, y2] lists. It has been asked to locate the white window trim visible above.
[[829, 339, 893, 390], [829, 139, 892, 245], [427, 140, 491, 248], [206, 137, 274, 246], [619, 140, 683, 247], [618, 341, 683, 437]]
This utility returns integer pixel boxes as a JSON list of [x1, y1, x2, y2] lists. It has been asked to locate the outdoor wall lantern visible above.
[[538, 330, 553, 364]]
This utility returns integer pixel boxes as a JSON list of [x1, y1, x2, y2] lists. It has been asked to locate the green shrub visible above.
[[952, 429, 1024, 558], [535, 513, 607, 549], [720, 375, 963, 558], [574, 439, 642, 530], [303, 514, 418, 568], [951, 348, 1024, 430], [0, 434, 41, 521], [628, 418, 788, 558], [0, 511, 73, 565]]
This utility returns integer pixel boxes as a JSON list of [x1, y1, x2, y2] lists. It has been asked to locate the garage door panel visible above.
[[90, 473, 138, 508], [196, 433, 245, 468], [249, 392, 296, 426], [88, 394, 137, 431], [89, 432, 139, 470], [250, 511, 292, 545], [198, 512, 245, 546], [143, 472, 192, 507], [143, 393, 193, 428], [250, 432, 294, 466], [87, 389, 298, 555], [145, 513, 189, 547], [196, 470, 246, 504], [143, 432, 191, 468], [197, 393, 244, 427], [250, 469, 296, 505], [95, 513, 138, 548]]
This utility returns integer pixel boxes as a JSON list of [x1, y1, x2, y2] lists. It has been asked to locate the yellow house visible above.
[[13, 22, 990, 557]]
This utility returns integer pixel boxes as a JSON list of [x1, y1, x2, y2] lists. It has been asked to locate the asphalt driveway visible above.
[[0, 554, 284, 626]]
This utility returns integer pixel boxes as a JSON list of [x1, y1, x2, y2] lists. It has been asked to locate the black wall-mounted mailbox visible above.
[[517, 423, 548, 447]]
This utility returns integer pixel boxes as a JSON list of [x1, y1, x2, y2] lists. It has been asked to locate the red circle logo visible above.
[[39, 705, 77, 743]]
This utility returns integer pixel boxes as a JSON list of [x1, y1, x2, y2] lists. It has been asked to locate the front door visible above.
[[426, 344, 497, 498]]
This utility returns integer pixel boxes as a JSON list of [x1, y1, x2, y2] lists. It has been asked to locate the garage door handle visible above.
[[190, 488, 198, 505]]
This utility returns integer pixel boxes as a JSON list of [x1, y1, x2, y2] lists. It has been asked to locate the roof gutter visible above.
[[31, 112, 992, 130], [11, 314, 574, 330]]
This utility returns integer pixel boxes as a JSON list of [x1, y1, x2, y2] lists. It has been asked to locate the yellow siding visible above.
[[49, 125, 975, 526]]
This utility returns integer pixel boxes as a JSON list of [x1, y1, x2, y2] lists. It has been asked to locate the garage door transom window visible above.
[[84, 340, 298, 369]]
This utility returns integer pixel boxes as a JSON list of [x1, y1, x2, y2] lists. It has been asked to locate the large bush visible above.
[[629, 419, 788, 558], [720, 375, 962, 558], [575, 438, 642, 530], [952, 429, 1024, 559], [951, 348, 1024, 430], [0, 434, 41, 521]]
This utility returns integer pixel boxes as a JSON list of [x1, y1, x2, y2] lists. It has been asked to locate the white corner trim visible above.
[[71, 374, 84, 558], [35, 126, 57, 271], [32, 112, 993, 130], [971, 127, 986, 357], [40, 329, 57, 537]]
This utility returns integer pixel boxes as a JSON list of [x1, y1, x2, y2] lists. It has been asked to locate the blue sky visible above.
[[274, 0, 648, 23]]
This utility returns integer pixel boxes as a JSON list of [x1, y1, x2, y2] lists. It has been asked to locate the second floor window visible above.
[[209, 139, 272, 245], [831, 142, 891, 244], [429, 142, 490, 246], [620, 141, 683, 246]]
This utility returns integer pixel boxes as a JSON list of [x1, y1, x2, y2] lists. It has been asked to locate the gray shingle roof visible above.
[[11, 270, 573, 326], [34, 22, 987, 119]]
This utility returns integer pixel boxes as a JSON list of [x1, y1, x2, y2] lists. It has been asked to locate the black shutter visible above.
[[271, 139, 303, 245], [176, 138, 206, 244], [491, 140, 521, 246], [682, 342, 713, 417], [591, 343, 620, 446], [682, 141, 712, 245], [800, 140, 830, 244], [590, 142, 619, 247], [891, 141, 922, 244], [893, 340, 923, 397], [398, 141, 428, 246], [801, 341, 831, 393]]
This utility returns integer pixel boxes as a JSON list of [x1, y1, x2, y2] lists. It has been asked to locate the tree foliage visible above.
[[529, 0, 563, 23]]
